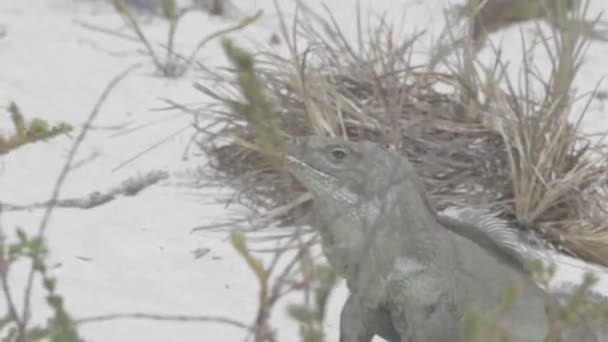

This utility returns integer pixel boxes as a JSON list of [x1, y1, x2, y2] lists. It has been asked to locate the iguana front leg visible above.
[[388, 289, 460, 342], [340, 293, 400, 342], [386, 260, 461, 342]]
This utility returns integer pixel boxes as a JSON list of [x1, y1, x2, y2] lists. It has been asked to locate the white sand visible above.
[[0, 1, 607, 341]]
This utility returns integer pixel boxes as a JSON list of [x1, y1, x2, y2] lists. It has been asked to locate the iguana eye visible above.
[[330, 148, 347, 160]]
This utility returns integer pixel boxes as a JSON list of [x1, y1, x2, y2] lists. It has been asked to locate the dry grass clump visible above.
[[190, 0, 608, 266]]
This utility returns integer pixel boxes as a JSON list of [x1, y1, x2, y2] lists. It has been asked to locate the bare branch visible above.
[[1, 170, 169, 211], [75, 312, 251, 331], [18, 63, 142, 339]]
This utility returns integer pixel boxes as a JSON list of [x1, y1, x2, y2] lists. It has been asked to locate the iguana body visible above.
[[439, 206, 608, 284], [284, 135, 602, 342], [440, 206, 608, 341]]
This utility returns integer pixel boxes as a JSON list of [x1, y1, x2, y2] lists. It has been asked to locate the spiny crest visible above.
[[441, 207, 608, 276], [440, 206, 523, 256]]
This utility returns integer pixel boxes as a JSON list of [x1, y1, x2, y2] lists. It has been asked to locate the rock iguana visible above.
[[284, 135, 605, 342]]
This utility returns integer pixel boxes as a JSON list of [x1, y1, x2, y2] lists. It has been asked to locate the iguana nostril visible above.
[[286, 136, 300, 145]]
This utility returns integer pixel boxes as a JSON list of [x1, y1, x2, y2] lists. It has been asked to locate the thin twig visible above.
[[181, 10, 263, 72], [0, 204, 23, 332], [73, 19, 140, 43], [18, 63, 142, 339], [75, 312, 251, 330], [114, 0, 165, 73], [1, 170, 169, 211], [111, 124, 191, 172]]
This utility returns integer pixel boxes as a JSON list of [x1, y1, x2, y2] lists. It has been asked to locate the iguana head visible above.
[[284, 135, 410, 203]]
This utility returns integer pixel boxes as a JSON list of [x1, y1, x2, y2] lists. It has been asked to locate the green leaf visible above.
[[287, 304, 318, 324], [112, 0, 128, 15], [162, 0, 178, 21], [8, 102, 25, 135]]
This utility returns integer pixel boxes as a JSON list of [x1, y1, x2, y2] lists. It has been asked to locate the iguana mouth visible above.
[[284, 138, 336, 181], [284, 154, 338, 183]]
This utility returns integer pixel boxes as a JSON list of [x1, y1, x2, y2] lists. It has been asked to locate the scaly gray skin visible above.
[[440, 206, 608, 341], [438, 206, 608, 289], [284, 135, 600, 342]]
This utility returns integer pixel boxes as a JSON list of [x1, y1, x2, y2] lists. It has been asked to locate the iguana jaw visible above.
[[285, 151, 360, 206], [285, 154, 339, 197]]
